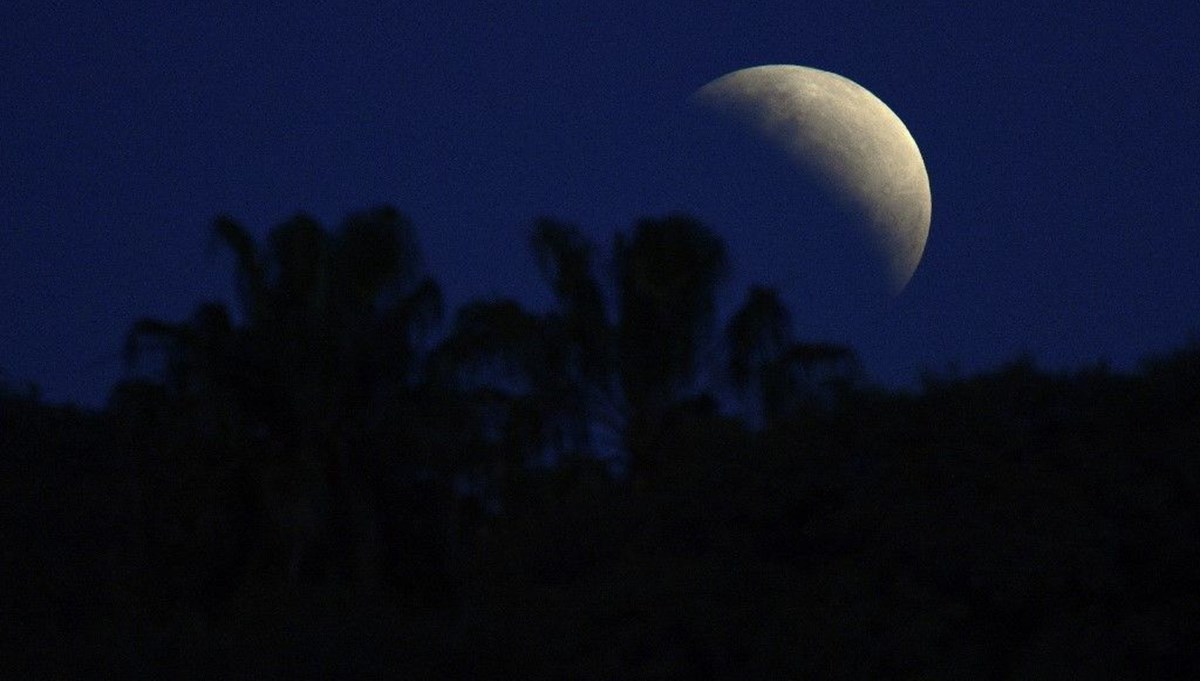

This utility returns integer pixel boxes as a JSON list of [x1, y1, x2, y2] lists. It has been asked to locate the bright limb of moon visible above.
[[693, 65, 931, 294]]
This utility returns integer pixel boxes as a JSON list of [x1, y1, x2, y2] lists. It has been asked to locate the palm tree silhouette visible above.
[[121, 206, 442, 588], [726, 286, 792, 427], [431, 213, 728, 478], [611, 214, 727, 475], [725, 286, 861, 424]]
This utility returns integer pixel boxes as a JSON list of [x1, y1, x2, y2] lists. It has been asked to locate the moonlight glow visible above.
[[693, 64, 931, 294]]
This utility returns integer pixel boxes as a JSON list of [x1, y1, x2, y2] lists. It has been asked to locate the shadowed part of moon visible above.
[[693, 64, 931, 293]]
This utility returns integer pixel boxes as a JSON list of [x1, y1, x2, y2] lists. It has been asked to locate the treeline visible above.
[[2, 206, 1198, 678]]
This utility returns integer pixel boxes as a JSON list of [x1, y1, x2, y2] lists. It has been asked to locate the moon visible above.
[[692, 64, 931, 294]]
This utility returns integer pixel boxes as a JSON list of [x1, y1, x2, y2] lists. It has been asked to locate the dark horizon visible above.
[[4, 207, 1199, 675]]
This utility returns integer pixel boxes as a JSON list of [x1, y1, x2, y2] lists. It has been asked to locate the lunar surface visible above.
[[693, 64, 931, 293]]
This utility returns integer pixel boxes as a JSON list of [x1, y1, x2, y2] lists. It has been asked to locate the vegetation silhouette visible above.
[[3, 206, 1199, 677]]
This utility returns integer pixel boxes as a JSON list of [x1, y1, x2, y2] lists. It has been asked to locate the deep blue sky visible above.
[[3, 1, 1198, 408]]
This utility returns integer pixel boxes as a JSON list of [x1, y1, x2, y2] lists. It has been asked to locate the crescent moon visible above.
[[692, 64, 931, 294]]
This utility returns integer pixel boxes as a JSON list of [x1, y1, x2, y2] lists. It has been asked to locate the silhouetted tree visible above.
[[726, 286, 792, 426], [437, 214, 867, 481], [612, 215, 727, 475], [13, 200, 1199, 676], [430, 214, 729, 477], [120, 206, 443, 592]]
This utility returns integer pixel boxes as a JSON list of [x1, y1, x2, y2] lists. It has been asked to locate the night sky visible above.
[[3, 0, 1198, 408]]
